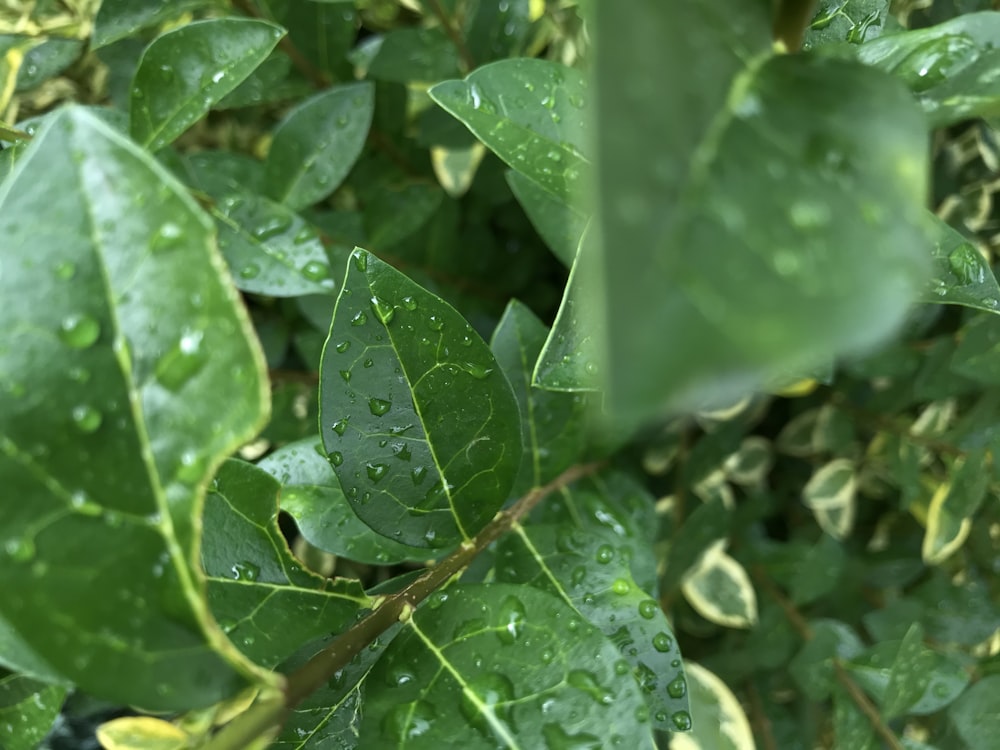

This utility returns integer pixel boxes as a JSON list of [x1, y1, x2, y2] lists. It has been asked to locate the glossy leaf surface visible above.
[[130, 19, 283, 151], [594, 1, 931, 415], [0, 672, 66, 750], [430, 58, 590, 204], [264, 83, 375, 211], [0, 108, 270, 710], [92, 0, 206, 49], [667, 662, 754, 750], [319, 248, 521, 548], [256, 439, 427, 564], [505, 169, 586, 267], [921, 214, 1000, 314], [360, 584, 656, 748], [202, 460, 369, 668]]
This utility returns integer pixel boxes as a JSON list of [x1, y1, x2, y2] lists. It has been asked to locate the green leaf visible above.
[[202, 460, 369, 667], [430, 58, 590, 205], [212, 193, 342, 297], [15, 38, 83, 91], [681, 543, 758, 629], [947, 674, 1000, 748], [788, 535, 845, 605], [0, 672, 67, 750], [804, 0, 890, 49], [130, 19, 284, 151], [802, 458, 857, 540], [921, 214, 1000, 313], [789, 620, 865, 701], [831, 683, 879, 750], [668, 662, 755, 750], [360, 584, 656, 748], [92, 0, 207, 49], [858, 12, 1000, 127], [464, 0, 533, 63], [319, 248, 522, 548], [490, 300, 588, 496], [264, 83, 375, 211], [177, 149, 265, 199], [882, 623, 935, 718], [0, 107, 270, 710], [362, 28, 461, 83], [256, 438, 427, 564], [496, 526, 689, 732], [505, 169, 586, 267], [593, 1, 931, 415], [922, 450, 990, 564]]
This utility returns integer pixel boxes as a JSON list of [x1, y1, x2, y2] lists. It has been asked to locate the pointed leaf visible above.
[[360, 584, 655, 748], [92, 0, 206, 49], [667, 662, 755, 750], [681, 544, 758, 629], [264, 83, 374, 211], [594, 1, 930, 415], [0, 108, 270, 710], [497, 526, 688, 732], [803, 458, 857, 540], [130, 19, 284, 151], [789, 620, 865, 701], [883, 623, 935, 719], [0, 672, 67, 750], [506, 169, 587, 267], [921, 214, 1000, 314], [202, 460, 369, 668], [490, 300, 588, 495], [922, 450, 989, 564], [804, 0, 890, 49], [256, 438, 427, 564], [430, 58, 590, 204], [95, 717, 190, 750], [946, 674, 1000, 748], [319, 248, 522, 548], [363, 28, 460, 83]]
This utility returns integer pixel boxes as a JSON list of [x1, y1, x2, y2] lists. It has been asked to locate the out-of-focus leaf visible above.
[[0, 672, 67, 750], [490, 300, 588, 496], [882, 623, 935, 718], [92, 0, 206, 49], [130, 19, 284, 151], [947, 674, 1000, 748], [681, 543, 758, 629], [95, 716, 190, 750], [0, 108, 271, 710], [921, 214, 1000, 314], [789, 620, 865, 701], [832, 683, 879, 750], [922, 450, 989, 564], [804, 0, 890, 49], [430, 58, 590, 205], [319, 248, 521, 548], [594, 1, 930, 416], [431, 142, 486, 197], [464, 0, 533, 63], [361, 28, 460, 83], [14, 38, 82, 91], [177, 150, 265, 199], [256, 438, 427, 564], [803, 458, 857, 540], [264, 83, 374, 211], [667, 662, 755, 750], [360, 584, 656, 747], [202, 460, 369, 667]]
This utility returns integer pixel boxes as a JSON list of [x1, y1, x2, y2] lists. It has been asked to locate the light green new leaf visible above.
[[490, 300, 588, 496], [803, 458, 857, 540], [858, 12, 1000, 128], [202, 460, 369, 668], [922, 450, 989, 564], [594, 1, 931, 416], [681, 543, 758, 629], [506, 169, 587, 267], [667, 663, 755, 750], [360, 584, 656, 748], [497, 526, 688, 733], [264, 83, 375, 211], [212, 193, 343, 297], [92, 0, 207, 49], [430, 58, 590, 205], [130, 19, 284, 151], [319, 249, 522, 548], [256, 438, 427, 565], [0, 108, 271, 711], [922, 213, 1000, 313], [0, 672, 67, 750]]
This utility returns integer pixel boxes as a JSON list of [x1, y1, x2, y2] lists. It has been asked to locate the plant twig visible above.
[[772, 0, 819, 52], [205, 461, 605, 750], [745, 680, 779, 750], [426, 0, 475, 72]]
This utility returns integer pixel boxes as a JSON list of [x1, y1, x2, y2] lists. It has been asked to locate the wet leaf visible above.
[[360, 584, 656, 747], [319, 248, 521, 548], [882, 623, 936, 719], [202, 460, 369, 668], [130, 19, 284, 151], [0, 108, 271, 710], [264, 83, 374, 211], [505, 169, 585, 266], [92, 0, 207, 49], [804, 0, 890, 49], [920, 215, 1000, 314], [0, 672, 67, 750], [667, 662, 755, 750]]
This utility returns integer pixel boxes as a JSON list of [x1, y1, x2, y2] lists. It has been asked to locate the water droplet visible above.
[[230, 561, 260, 581], [567, 670, 613, 705], [427, 591, 448, 610], [638, 600, 658, 619], [4, 537, 35, 562], [353, 250, 368, 272], [496, 595, 527, 645], [59, 314, 100, 349], [55, 261, 76, 280], [252, 214, 292, 240], [335, 340, 351, 353], [332, 418, 349, 436], [666, 674, 687, 699], [427, 315, 444, 331], [411, 465, 428, 485], [611, 578, 630, 595], [948, 243, 986, 285], [370, 295, 395, 325], [239, 263, 261, 279], [151, 221, 184, 253], [652, 632, 673, 652], [568, 92, 585, 109], [301, 260, 330, 281], [595, 544, 614, 564], [671, 710, 692, 731], [155, 330, 207, 391], [339, 369, 351, 382], [329, 451, 343, 466], [401, 296, 418, 311], [366, 462, 388, 483], [460, 672, 516, 737], [369, 398, 392, 416], [351, 310, 368, 326], [71, 404, 103, 433]]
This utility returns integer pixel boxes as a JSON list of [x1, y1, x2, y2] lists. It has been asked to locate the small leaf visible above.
[[0, 672, 67, 750], [360, 584, 656, 748], [431, 142, 486, 198], [789, 620, 865, 701], [667, 662, 755, 750], [319, 248, 521, 548], [362, 28, 461, 83], [256, 439, 427, 565], [264, 83, 374, 211], [202, 460, 370, 668], [882, 623, 935, 719], [681, 543, 758, 629], [947, 674, 1000, 748], [803, 458, 857, 540], [832, 683, 879, 750], [430, 58, 591, 204], [922, 450, 989, 564], [95, 716, 190, 750], [920, 215, 1000, 314], [130, 19, 284, 151], [178, 150, 264, 199]]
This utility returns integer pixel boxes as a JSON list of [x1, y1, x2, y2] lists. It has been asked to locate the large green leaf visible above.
[[319, 248, 522, 548], [0, 672, 67, 750], [130, 19, 284, 151], [264, 83, 375, 211], [360, 584, 656, 747], [593, 1, 931, 415], [0, 108, 270, 710], [360, 28, 461, 83], [858, 12, 1000, 127], [490, 300, 588, 496], [256, 438, 427, 564], [922, 214, 1000, 313], [202, 460, 369, 668], [505, 169, 586, 267], [430, 58, 590, 205]]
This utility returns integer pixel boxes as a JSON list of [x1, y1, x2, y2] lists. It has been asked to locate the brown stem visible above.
[[745, 680, 779, 750], [427, 0, 475, 72], [772, 0, 819, 52], [206, 461, 605, 750]]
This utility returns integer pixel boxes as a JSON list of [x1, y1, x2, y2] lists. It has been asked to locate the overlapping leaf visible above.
[[92, 0, 207, 49], [667, 663, 755, 750], [505, 170, 586, 267], [360, 584, 656, 747], [0, 108, 271, 710], [0, 672, 67, 750], [319, 248, 521, 548], [921, 214, 1000, 313], [680, 542, 758, 629]]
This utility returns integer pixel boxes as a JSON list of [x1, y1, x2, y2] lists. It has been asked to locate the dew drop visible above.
[[366, 462, 389, 483], [154, 330, 207, 391], [335, 340, 351, 353], [671, 710, 692, 731], [353, 250, 368, 272], [401, 296, 418, 311], [666, 675, 687, 699], [231, 561, 260, 581], [411, 465, 428, 485], [595, 544, 614, 564], [151, 221, 184, 253], [567, 670, 614, 705], [370, 295, 395, 325], [301, 260, 330, 281], [652, 632, 673, 652], [948, 243, 986, 285], [351, 310, 368, 326], [496, 595, 527, 645], [329, 451, 343, 466], [71, 404, 103, 433], [427, 315, 444, 331], [252, 214, 292, 240], [368, 398, 392, 416], [59, 314, 100, 349], [339, 369, 351, 382], [4, 537, 35, 562], [239, 263, 261, 279], [637, 600, 658, 619], [611, 578, 630, 595], [331, 418, 349, 436]]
